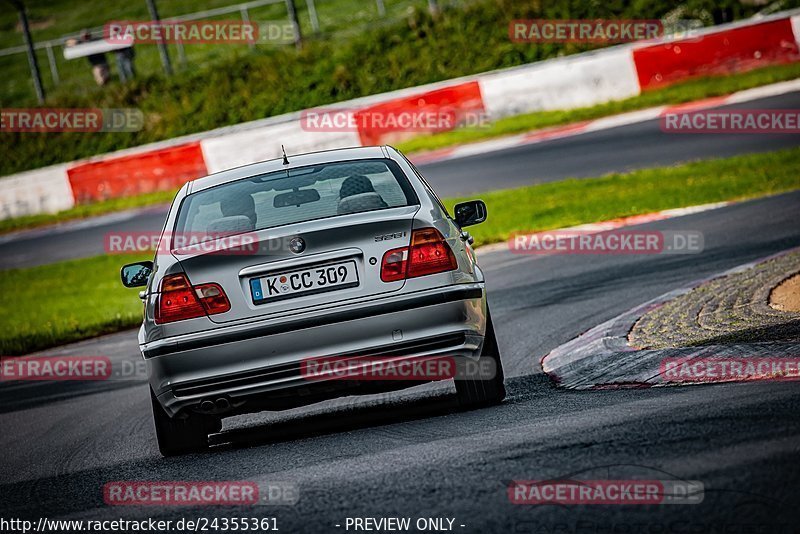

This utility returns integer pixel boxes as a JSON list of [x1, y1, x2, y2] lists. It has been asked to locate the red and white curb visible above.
[[411, 78, 800, 166], [539, 246, 800, 390]]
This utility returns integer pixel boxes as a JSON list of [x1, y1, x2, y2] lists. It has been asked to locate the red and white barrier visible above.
[[633, 17, 800, 90], [3, 10, 799, 220], [354, 81, 485, 145], [0, 165, 73, 219], [480, 47, 640, 119], [67, 142, 207, 203], [201, 121, 360, 174]]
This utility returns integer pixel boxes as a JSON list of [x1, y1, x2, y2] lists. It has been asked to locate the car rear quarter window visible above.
[[174, 159, 418, 237]]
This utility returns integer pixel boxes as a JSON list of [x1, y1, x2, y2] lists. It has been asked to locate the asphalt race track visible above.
[[1, 90, 799, 270], [2, 183, 800, 530]]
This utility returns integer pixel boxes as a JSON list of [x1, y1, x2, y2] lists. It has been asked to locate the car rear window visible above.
[[174, 159, 417, 237]]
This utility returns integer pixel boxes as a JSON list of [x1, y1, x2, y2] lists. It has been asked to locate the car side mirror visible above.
[[453, 200, 487, 227], [121, 261, 153, 288]]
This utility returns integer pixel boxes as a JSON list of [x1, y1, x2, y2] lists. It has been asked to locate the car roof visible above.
[[188, 145, 393, 193]]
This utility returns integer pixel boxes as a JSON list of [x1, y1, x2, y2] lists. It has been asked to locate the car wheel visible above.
[[150, 388, 219, 457], [455, 308, 506, 409]]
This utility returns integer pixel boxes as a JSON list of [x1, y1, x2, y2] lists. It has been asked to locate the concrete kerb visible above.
[[541, 246, 800, 389]]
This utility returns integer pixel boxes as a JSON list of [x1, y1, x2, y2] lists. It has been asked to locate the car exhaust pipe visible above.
[[198, 397, 232, 414]]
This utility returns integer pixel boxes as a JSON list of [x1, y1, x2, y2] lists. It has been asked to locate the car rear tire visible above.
[[150, 388, 220, 457], [455, 308, 506, 408]]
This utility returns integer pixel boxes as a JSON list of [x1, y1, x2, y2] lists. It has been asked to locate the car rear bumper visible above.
[[144, 283, 486, 417]]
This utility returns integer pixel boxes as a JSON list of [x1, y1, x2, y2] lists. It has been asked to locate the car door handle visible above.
[[460, 231, 474, 245]]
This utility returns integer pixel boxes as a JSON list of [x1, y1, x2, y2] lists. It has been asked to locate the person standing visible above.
[[80, 30, 110, 86], [114, 46, 135, 82]]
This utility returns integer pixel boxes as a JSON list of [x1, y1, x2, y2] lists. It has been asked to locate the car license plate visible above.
[[250, 260, 359, 304]]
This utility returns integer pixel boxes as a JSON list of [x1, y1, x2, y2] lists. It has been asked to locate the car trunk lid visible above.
[[172, 205, 417, 324]]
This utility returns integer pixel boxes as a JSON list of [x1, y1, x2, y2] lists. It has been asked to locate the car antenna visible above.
[[281, 145, 290, 166]]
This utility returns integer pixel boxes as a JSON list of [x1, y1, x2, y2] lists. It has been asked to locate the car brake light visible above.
[[407, 227, 458, 278], [155, 274, 230, 324], [380, 248, 408, 282], [195, 283, 230, 314], [380, 228, 457, 282]]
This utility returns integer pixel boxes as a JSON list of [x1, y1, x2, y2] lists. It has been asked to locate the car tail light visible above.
[[380, 228, 457, 282], [380, 248, 408, 282], [155, 274, 230, 324], [194, 283, 231, 315], [407, 227, 458, 278]]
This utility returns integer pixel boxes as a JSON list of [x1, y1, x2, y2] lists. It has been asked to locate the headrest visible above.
[[206, 215, 254, 234], [337, 192, 387, 215], [339, 175, 376, 199]]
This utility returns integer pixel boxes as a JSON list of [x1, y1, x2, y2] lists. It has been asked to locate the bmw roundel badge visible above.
[[289, 236, 306, 254]]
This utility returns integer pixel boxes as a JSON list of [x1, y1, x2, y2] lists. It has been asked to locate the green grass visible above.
[[0, 190, 177, 234], [0, 253, 149, 355], [447, 147, 800, 246], [0, 0, 434, 106], [3, 147, 799, 355], [396, 62, 800, 154]]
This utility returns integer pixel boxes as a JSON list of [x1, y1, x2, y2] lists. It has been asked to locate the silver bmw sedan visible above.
[[121, 145, 504, 456]]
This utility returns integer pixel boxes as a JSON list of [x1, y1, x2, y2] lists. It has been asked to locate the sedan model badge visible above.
[[289, 237, 306, 254], [375, 231, 407, 242]]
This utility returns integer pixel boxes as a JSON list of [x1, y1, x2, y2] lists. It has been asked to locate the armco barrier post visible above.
[[286, 0, 302, 49], [11, 0, 46, 103], [145, 0, 173, 76]]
